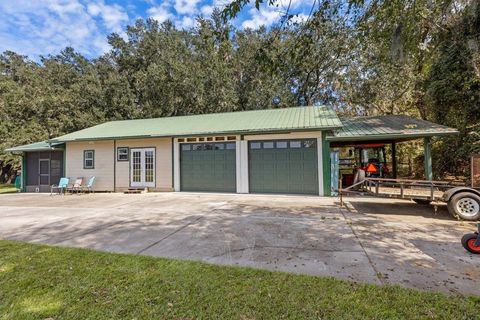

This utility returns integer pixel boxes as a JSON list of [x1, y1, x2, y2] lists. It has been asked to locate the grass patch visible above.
[[0, 184, 16, 194], [0, 240, 478, 319]]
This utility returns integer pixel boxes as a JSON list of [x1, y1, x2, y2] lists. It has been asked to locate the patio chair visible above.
[[51, 177, 69, 195], [81, 176, 96, 194], [66, 177, 83, 194]]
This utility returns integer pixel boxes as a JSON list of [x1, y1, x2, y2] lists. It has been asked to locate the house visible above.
[[6, 105, 458, 195]]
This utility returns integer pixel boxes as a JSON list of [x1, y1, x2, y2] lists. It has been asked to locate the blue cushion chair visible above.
[[81, 176, 96, 194], [51, 177, 69, 195]]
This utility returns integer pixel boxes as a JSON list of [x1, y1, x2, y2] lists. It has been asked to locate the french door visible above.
[[130, 148, 155, 188]]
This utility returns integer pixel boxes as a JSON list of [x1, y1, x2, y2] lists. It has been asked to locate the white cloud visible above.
[[174, 0, 201, 15], [147, 0, 199, 28], [0, 0, 124, 58], [147, 4, 173, 23], [87, 1, 128, 33], [212, 0, 230, 7], [177, 16, 196, 29], [240, 0, 314, 29], [289, 13, 309, 24], [0, 0, 317, 59], [241, 6, 282, 29], [200, 5, 214, 16]]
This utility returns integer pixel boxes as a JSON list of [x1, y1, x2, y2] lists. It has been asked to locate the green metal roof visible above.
[[5, 141, 65, 153], [5, 109, 460, 153], [52, 105, 342, 142], [327, 115, 458, 142]]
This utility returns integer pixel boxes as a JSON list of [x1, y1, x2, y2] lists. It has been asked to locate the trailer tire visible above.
[[461, 233, 480, 254], [413, 199, 431, 205], [447, 192, 480, 221]]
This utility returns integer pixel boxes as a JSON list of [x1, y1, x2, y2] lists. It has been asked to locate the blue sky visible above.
[[0, 0, 313, 60]]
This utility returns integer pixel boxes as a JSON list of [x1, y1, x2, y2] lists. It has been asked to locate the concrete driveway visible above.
[[0, 192, 478, 296]]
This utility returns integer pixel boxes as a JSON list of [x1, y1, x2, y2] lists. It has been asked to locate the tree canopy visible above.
[[0, 1, 478, 182]]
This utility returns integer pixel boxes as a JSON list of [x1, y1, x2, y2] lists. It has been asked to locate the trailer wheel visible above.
[[461, 233, 480, 254], [448, 192, 480, 220], [413, 199, 431, 205]]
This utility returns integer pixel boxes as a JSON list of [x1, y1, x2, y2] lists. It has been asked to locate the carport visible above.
[[326, 115, 459, 190]]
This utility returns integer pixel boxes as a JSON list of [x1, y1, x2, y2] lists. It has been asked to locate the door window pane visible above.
[[193, 144, 203, 151], [276, 141, 287, 148], [263, 141, 274, 149], [181, 144, 191, 151], [40, 175, 49, 185], [215, 144, 224, 150], [204, 144, 214, 150], [145, 151, 154, 183], [290, 141, 301, 148], [226, 143, 236, 150], [39, 160, 49, 174], [250, 142, 261, 149], [303, 140, 316, 148], [132, 151, 141, 183]]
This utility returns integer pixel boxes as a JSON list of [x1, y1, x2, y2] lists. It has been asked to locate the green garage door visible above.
[[180, 142, 236, 192], [249, 139, 318, 195]]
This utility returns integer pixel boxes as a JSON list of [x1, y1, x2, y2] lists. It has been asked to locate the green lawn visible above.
[[0, 184, 17, 194], [0, 241, 478, 319]]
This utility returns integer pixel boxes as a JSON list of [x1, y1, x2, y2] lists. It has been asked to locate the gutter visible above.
[[47, 126, 343, 143], [326, 130, 460, 142], [5, 146, 65, 153]]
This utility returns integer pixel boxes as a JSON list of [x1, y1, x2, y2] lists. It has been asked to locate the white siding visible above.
[[65, 137, 173, 192], [115, 138, 173, 191], [173, 141, 180, 191], [66, 140, 115, 191], [236, 140, 249, 193]]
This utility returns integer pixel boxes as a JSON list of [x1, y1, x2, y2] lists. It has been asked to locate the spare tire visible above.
[[447, 192, 480, 221]]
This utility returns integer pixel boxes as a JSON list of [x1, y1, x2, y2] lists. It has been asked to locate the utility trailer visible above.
[[339, 177, 480, 220]]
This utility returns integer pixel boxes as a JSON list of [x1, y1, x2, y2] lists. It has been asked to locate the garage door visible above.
[[180, 142, 236, 192], [249, 139, 318, 195]]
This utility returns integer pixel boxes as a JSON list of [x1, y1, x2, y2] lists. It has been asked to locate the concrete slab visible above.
[[0, 192, 478, 295]]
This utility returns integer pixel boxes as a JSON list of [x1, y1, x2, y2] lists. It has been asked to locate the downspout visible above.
[[113, 140, 116, 192], [171, 137, 174, 191]]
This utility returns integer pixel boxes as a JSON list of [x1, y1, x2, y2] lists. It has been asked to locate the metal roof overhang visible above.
[[48, 126, 342, 143], [327, 131, 459, 147], [5, 142, 65, 153]]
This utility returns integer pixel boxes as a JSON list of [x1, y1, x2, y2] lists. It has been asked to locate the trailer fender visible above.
[[442, 187, 480, 202]]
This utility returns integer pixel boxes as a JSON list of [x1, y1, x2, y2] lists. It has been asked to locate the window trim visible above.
[[117, 147, 129, 161], [84, 150, 95, 169]]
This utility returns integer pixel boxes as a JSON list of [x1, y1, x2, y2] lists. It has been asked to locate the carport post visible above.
[[424, 137, 433, 181], [391, 142, 397, 179], [321, 132, 331, 196]]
